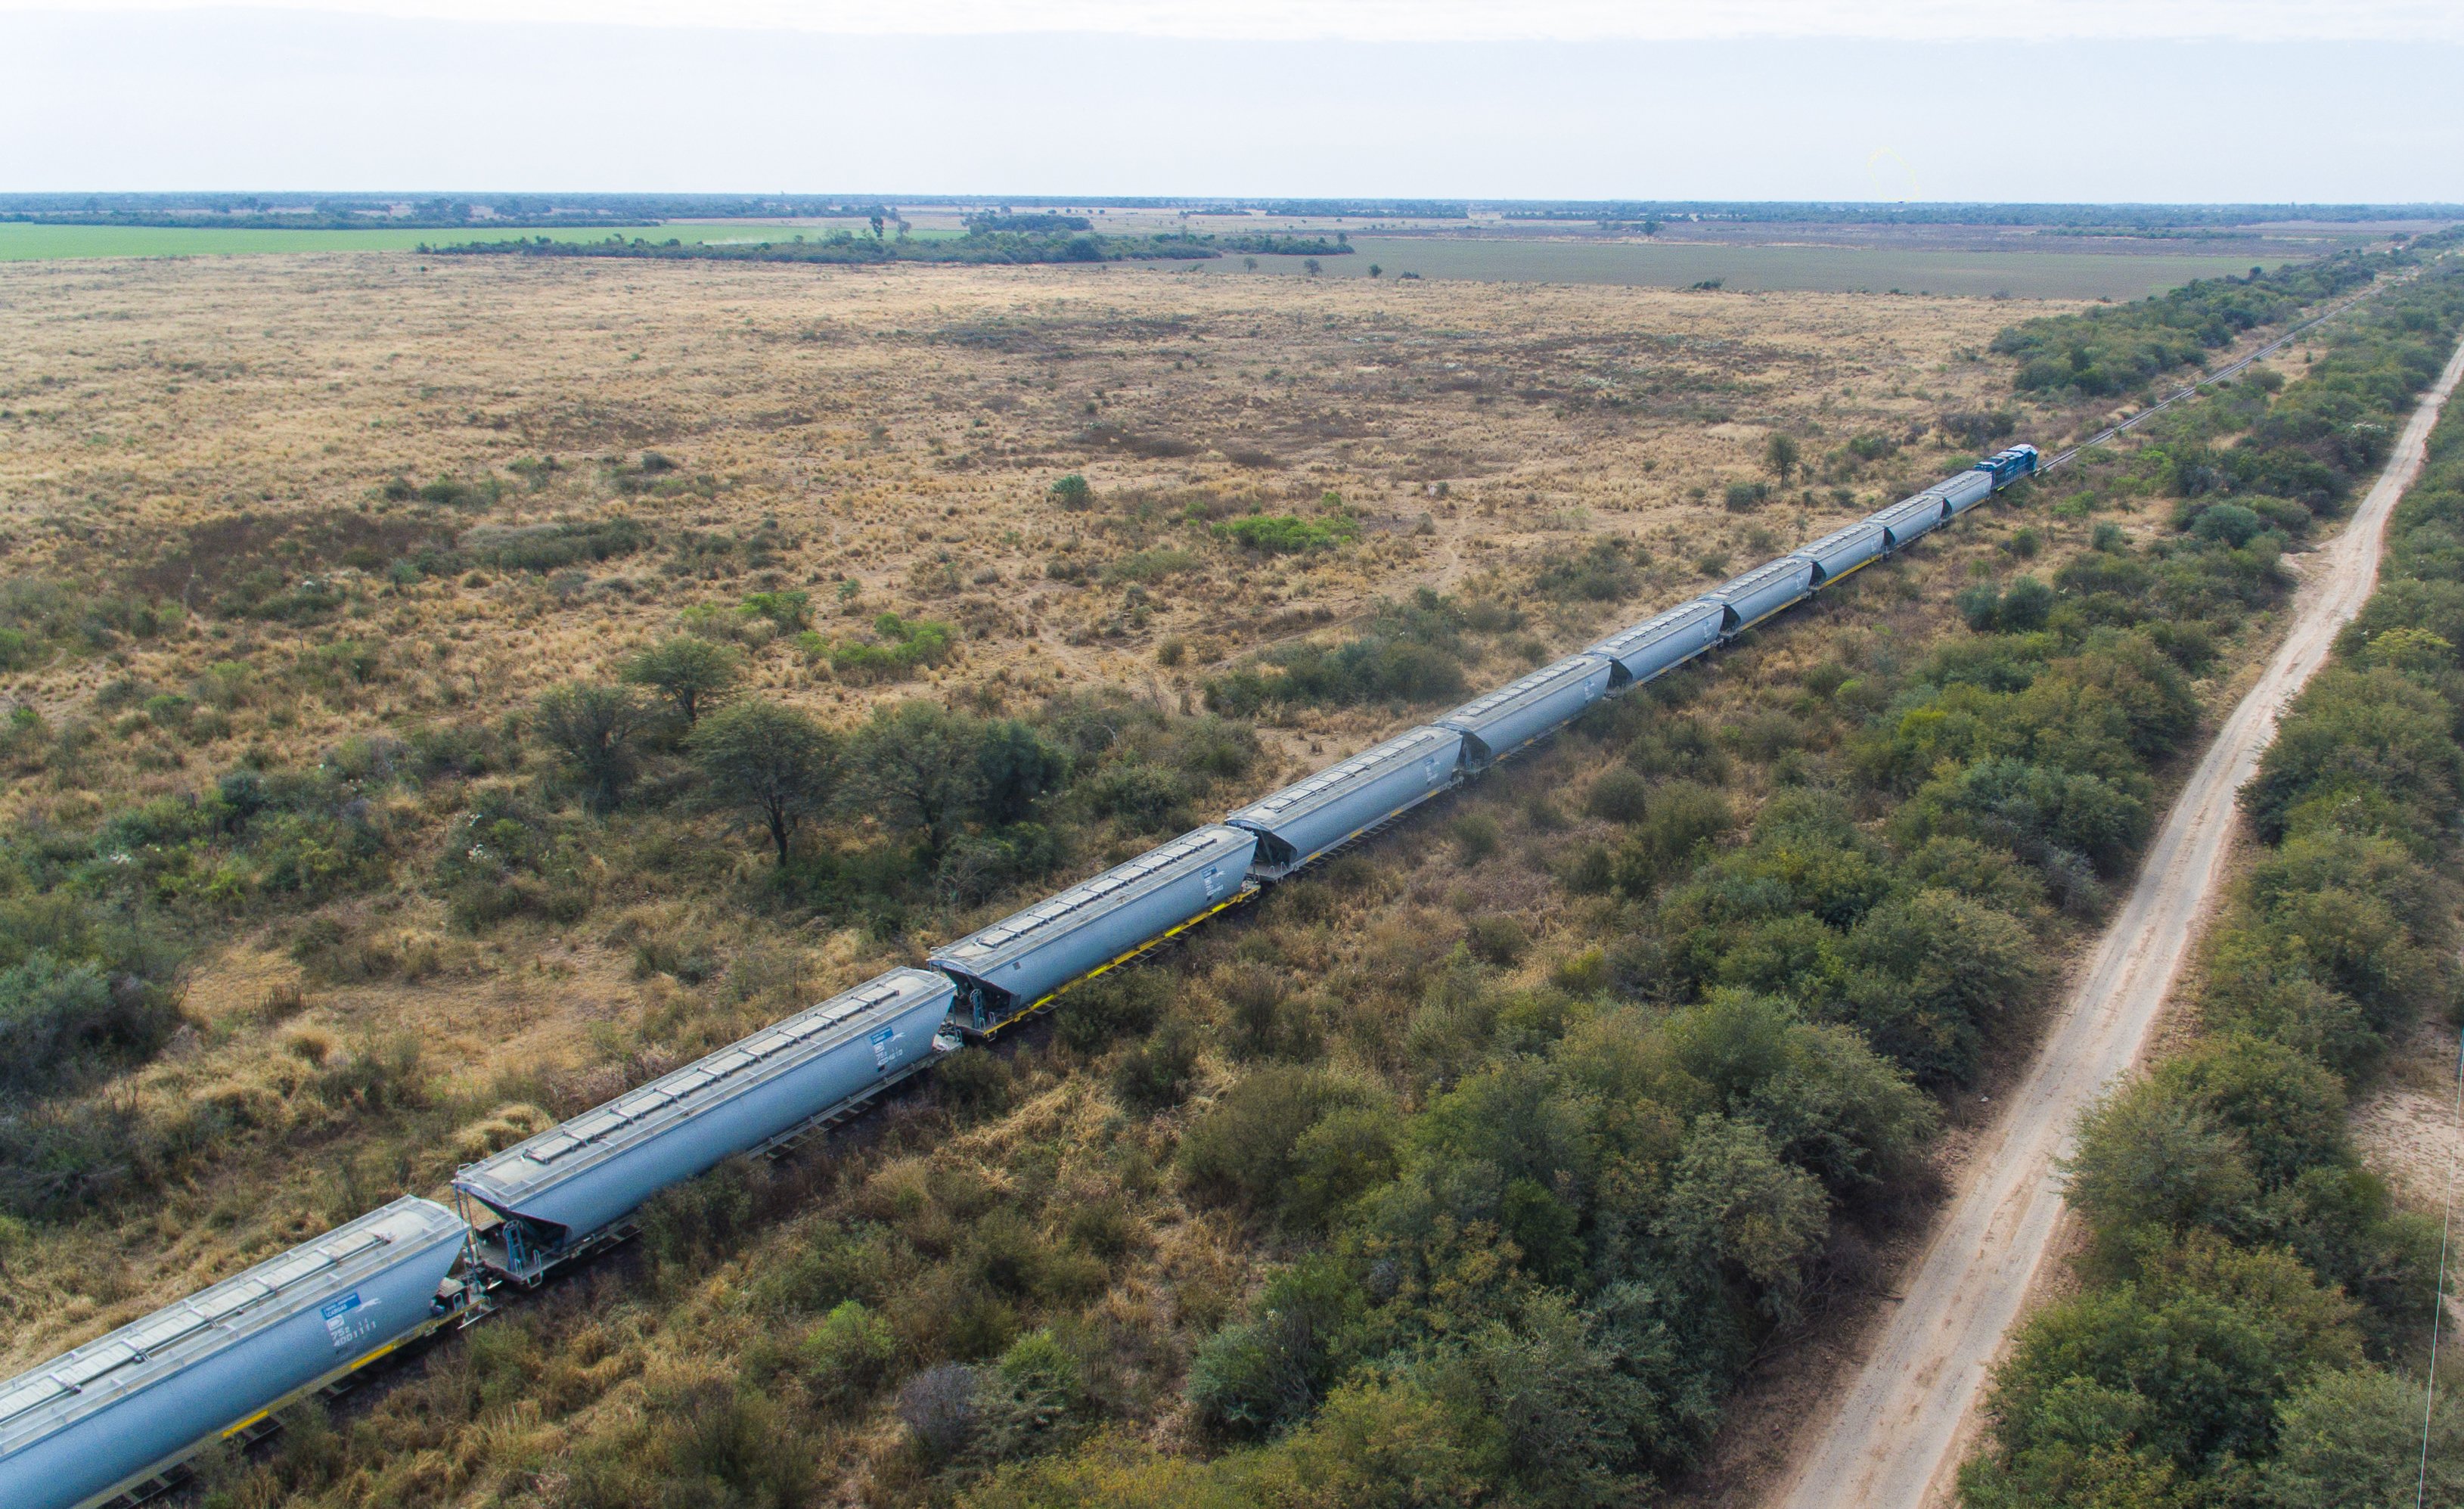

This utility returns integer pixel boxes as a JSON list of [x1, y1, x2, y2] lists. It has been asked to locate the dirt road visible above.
[[1770, 325, 2464, 1509]]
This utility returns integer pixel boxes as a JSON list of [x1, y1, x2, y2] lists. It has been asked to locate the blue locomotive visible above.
[[0, 446, 2037, 1509]]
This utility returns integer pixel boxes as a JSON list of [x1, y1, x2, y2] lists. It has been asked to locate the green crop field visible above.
[[0, 221, 2300, 299], [1199, 235, 2295, 300]]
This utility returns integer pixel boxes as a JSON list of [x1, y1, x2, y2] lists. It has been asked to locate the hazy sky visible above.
[[17, 0, 2464, 41], [3, 3, 2459, 200]]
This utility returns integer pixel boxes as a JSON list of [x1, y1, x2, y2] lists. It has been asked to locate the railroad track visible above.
[[2039, 269, 2421, 476]]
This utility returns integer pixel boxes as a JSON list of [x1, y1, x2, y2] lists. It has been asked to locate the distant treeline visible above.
[[0, 193, 897, 231], [17, 193, 2447, 232], [431, 228, 1350, 266], [1517, 202, 2464, 228], [1991, 228, 2464, 398]]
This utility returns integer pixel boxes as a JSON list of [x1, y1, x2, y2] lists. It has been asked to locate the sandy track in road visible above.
[[1770, 325, 2464, 1509]]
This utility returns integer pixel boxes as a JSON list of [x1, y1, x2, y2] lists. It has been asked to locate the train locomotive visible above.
[[0, 445, 2035, 1509]]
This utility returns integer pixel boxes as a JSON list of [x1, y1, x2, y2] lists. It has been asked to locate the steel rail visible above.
[[2039, 265, 2428, 476]]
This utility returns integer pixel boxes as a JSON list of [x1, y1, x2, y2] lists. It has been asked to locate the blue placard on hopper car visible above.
[[318, 1290, 378, 1351], [1226, 724, 1466, 877], [1435, 653, 1616, 769], [454, 967, 955, 1284], [930, 824, 1260, 1030], [0, 1197, 468, 1509]]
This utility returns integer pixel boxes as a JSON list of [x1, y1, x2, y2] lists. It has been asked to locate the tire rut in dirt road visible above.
[[1768, 325, 2464, 1509]]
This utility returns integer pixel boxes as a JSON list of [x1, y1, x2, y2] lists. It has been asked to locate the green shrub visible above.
[[814, 613, 956, 682], [1451, 812, 1500, 863], [1466, 915, 1526, 965], [434, 790, 591, 930], [466, 516, 644, 573], [620, 636, 741, 724], [0, 953, 179, 1097], [1966, 1238, 2360, 1494], [2251, 1367, 2464, 1507], [802, 1300, 898, 1411], [1056, 970, 1166, 1054], [1532, 538, 1642, 602], [307, 1032, 427, 1114], [0, 1092, 226, 1220], [1187, 1257, 1361, 1440], [1203, 592, 1473, 713], [1079, 762, 1186, 832], [1608, 781, 1732, 893], [1212, 514, 1358, 553], [936, 1047, 1015, 1119], [1109, 1017, 1199, 1114], [1586, 767, 1652, 823], [533, 682, 653, 812], [1103, 548, 1197, 584], [1993, 253, 2383, 396], [2191, 501, 2266, 546], [1179, 1067, 1371, 1215], [738, 588, 812, 631], [412, 474, 504, 511]]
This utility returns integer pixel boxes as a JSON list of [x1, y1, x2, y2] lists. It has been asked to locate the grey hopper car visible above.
[[1584, 599, 1724, 688], [932, 824, 1258, 1031], [1935, 468, 1994, 517], [1872, 492, 1950, 548], [1792, 520, 1888, 587], [0, 1197, 467, 1509], [1435, 653, 1615, 770], [1227, 724, 1466, 878], [1708, 557, 1817, 636], [455, 967, 955, 1284]]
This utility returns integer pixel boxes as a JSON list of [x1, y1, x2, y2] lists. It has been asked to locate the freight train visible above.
[[0, 445, 2035, 1509]]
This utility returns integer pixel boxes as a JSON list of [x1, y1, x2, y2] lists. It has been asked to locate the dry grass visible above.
[[0, 253, 2073, 1427], [0, 253, 2040, 796], [0, 253, 2024, 649]]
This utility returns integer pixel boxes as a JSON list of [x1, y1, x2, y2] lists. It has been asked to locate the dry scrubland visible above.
[[0, 253, 2130, 1500], [0, 256, 2040, 787], [0, 253, 2028, 691]]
